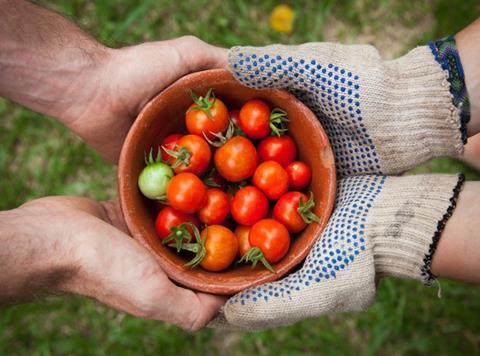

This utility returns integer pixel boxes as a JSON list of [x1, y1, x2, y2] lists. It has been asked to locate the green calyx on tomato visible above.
[[233, 125, 246, 137], [269, 108, 289, 136], [144, 147, 163, 166], [162, 222, 195, 252], [187, 88, 216, 118], [162, 144, 190, 169], [298, 192, 321, 224], [227, 180, 248, 193], [203, 168, 222, 188], [239, 247, 275, 273], [138, 148, 173, 200], [203, 119, 235, 147], [178, 224, 208, 268]]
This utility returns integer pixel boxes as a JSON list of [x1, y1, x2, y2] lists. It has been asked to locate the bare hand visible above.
[[2, 196, 225, 331], [68, 37, 227, 162]]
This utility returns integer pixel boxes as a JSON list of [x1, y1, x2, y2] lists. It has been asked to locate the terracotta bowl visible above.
[[118, 69, 336, 295]]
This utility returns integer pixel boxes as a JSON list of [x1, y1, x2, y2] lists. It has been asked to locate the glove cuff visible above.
[[369, 45, 465, 175], [370, 173, 465, 284]]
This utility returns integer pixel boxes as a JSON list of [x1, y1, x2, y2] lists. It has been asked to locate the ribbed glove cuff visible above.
[[377, 46, 464, 174], [370, 174, 465, 284]]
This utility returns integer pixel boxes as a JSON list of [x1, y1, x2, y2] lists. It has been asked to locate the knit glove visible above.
[[212, 173, 464, 330], [210, 39, 469, 330], [228, 39, 470, 176]]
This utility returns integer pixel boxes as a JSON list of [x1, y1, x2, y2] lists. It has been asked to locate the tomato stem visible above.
[[161, 144, 191, 169], [202, 120, 235, 147], [155, 194, 168, 203], [298, 192, 321, 224], [183, 240, 207, 268], [203, 168, 221, 188], [187, 88, 216, 118], [269, 108, 289, 136], [239, 247, 275, 273], [226, 180, 248, 195], [144, 147, 165, 166], [162, 222, 195, 252], [176, 224, 207, 268]]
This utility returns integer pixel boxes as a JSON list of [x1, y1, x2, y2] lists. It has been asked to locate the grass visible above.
[[1, 0, 480, 354]]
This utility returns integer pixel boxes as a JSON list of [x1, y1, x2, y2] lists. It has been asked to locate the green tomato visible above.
[[138, 162, 173, 199]]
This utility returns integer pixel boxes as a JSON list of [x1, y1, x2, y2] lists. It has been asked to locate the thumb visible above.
[[171, 36, 228, 73], [157, 282, 226, 331]]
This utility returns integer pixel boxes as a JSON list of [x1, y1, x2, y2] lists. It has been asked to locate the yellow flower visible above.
[[269, 4, 294, 34]]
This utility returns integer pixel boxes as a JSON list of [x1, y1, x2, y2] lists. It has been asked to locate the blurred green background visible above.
[[1, 0, 480, 354]]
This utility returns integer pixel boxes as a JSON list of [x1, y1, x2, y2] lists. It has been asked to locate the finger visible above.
[[74, 223, 225, 331], [171, 36, 228, 73], [152, 281, 226, 331], [99, 200, 130, 235], [194, 293, 228, 329]]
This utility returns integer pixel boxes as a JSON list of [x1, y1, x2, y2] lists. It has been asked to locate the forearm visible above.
[[431, 181, 480, 283], [456, 18, 480, 136], [0, 0, 109, 125], [0, 204, 77, 303]]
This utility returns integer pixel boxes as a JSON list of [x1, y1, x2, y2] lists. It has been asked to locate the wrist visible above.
[[54, 45, 115, 126], [0, 203, 80, 302], [0, 0, 111, 127], [455, 19, 480, 137]]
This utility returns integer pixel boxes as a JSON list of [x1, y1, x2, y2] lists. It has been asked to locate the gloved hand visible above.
[[211, 38, 469, 330], [213, 173, 463, 330], [228, 39, 469, 176]]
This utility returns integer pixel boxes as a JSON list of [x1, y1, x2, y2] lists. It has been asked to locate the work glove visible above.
[[229, 39, 469, 176], [212, 37, 469, 330]]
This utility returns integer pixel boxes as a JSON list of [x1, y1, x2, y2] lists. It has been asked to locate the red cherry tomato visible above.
[[166, 173, 207, 213], [160, 134, 183, 162], [214, 136, 258, 182], [198, 188, 230, 225], [231, 186, 269, 226], [200, 225, 238, 271], [286, 161, 312, 190], [257, 135, 297, 167], [169, 135, 211, 176], [239, 99, 271, 139], [253, 161, 289, 200], [234, 225, 252, 257], [186, 93, 229, 139], [155, 207, 199, 240], [229, 110, 240, 126], [249, 219, 290, 263], [273, 191, 310, 233]]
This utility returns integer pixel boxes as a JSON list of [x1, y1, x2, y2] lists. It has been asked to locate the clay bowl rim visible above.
[[118, 69, 336, 295]]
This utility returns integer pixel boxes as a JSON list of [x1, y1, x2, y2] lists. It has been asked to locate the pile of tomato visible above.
[[138, 89, 319, 272]]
